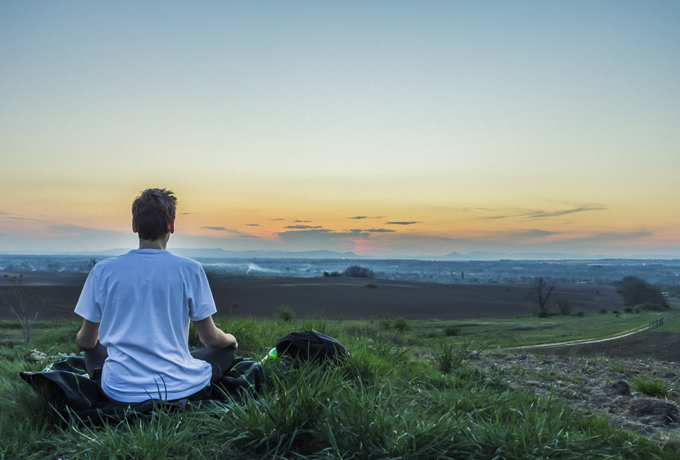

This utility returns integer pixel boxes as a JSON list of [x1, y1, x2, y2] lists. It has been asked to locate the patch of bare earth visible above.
[[472, 346, 680, 446], [1, 273, 624, 321]]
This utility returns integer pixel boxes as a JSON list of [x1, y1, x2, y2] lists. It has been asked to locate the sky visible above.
[[1, 1, 679, 258]]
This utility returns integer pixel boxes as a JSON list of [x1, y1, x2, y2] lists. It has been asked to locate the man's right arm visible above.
[[193, 316, 238, 349]]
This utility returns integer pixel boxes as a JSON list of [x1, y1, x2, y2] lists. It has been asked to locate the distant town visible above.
[[1, 253, 679, 296]]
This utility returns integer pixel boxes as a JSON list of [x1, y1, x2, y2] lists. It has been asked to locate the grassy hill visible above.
[[2, 314, 680, 459]]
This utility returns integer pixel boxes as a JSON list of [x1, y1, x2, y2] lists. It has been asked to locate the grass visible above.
[[2, 317, 680, 459], [632, 376, 671, 398], [431, 339, 472, 374], [406, 308, 674, 349]]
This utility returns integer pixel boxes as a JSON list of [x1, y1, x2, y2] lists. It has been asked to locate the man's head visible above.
[[131, 188, 177, 241]]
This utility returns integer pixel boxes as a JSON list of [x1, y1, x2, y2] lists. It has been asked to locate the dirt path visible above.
[[507, 324, 651, 350]]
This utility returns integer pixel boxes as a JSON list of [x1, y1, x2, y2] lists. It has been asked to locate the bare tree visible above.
[[1, 274, 48, 343], [529, 276, 556, 312]]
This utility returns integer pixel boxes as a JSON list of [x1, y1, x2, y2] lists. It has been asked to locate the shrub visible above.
[[623, 306, 633, 313], [556, 297, 572, 316], [364, 283, 379, 289], [615, 276, 668, 308], [443, 325, 461, 337], [612, 310, 619, 315], [276, 305, 295, 322], [599, 308, 607, 314], [393, 317, 410, 333], [323, 271, 341, 277], [576, 311, 585, 317], [640, 302, 667, 312], [0, 275, 49, 344], [378, 314, 391, 331], [537, 310, 549, 318], [343, 265, 374, 278]]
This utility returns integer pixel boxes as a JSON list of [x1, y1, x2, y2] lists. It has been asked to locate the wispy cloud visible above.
[[203, 226, 229, 231], [268, 218, 285, 221], [348, 216, 384, 220], [498, 229, 560, 241], [478, 205, 607, 221], [277, 229, 372, 249], [284, 225, 323, 230], [526, 206, 607, 219], [385, 221, 421, 226], [245, 223, 259, 227], [516, 229, 559, 238], [351, 228, 396, 233], [294, 220, 311, 223], [202, 226, 259, 239]]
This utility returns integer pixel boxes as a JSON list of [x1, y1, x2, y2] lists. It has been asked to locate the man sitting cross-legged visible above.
[[75, 188, 237, 403]]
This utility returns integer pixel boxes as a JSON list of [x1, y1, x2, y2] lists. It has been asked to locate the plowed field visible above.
[[0, 271, 623, 321]]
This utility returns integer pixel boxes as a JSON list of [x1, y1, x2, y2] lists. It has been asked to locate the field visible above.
[[2, 272, 680, 458], [0, 271, 624, 322]]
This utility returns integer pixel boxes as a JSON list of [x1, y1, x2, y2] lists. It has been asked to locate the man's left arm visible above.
[[76, 320, 100, 350]]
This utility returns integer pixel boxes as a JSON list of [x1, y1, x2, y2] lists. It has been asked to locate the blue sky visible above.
[[1, 1, 679, 257]]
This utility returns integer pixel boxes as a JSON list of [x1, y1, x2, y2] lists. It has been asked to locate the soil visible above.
[[472, 348, 680, 445], [541, 331, 680, 363], [0, 272, 623, 322]]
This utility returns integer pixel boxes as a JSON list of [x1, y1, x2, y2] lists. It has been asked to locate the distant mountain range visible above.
[[74, 248, 370, 260], [2, 247, 678, 261]]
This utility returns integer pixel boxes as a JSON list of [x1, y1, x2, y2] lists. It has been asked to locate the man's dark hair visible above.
[[132, 188, 177, 241]]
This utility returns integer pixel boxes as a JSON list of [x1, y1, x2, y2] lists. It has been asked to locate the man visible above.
[[75, 188, 237, 403]]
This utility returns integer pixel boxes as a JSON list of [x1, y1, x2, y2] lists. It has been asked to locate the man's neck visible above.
[[138, 234, 169, 250]]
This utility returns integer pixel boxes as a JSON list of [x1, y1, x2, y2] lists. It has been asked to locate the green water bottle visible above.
[[268, 347, 278, 360]]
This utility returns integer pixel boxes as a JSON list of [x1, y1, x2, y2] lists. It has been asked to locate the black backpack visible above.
[[275, 330, 346, 364]]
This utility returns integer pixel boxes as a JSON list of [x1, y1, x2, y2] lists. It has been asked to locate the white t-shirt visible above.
[[75, 249, 216, 403]]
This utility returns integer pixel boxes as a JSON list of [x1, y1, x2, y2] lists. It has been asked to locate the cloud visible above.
[[268, 218, 285, 221], [245, 223, 259, 227], [385, 221, 421, 225], [348, 216, 384, 220], [284, 225, 323, 230], [276, 228, 371, 251], [350, 228, 396, 233], [0, 211, 32, 221], [278, 229, 370, 240], [181, 212, 190, 215], [478, 205, 607, 221], [294, 220, 311, 223], [526, 206, 607, 219], [510, 229, 560, 239], [202, 226, 260, 239]]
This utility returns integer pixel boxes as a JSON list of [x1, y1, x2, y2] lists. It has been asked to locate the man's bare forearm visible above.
[[194, 316, 238, 349]]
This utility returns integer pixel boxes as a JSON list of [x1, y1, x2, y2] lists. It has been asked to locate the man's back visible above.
[[75, 249, 216, 402]]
